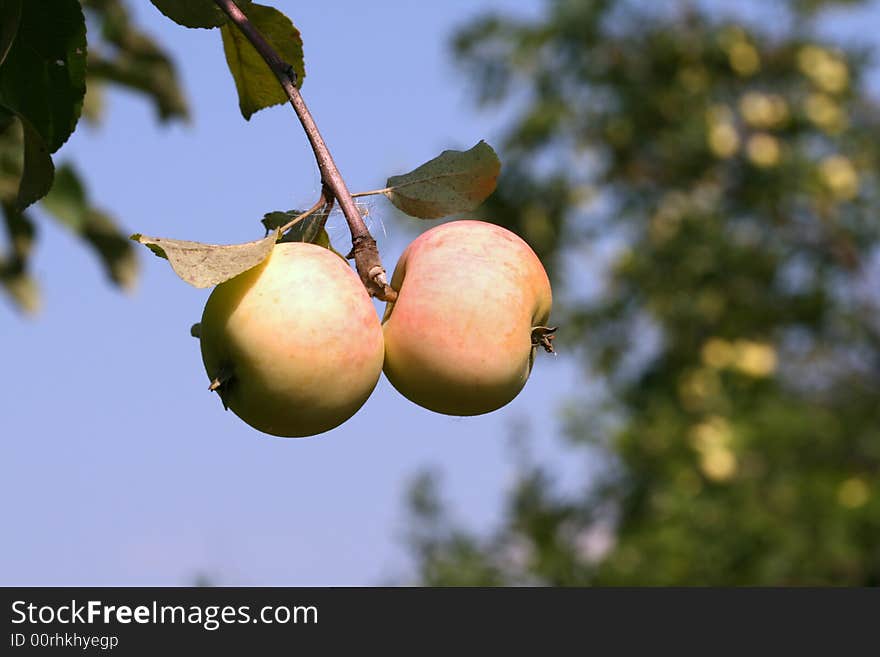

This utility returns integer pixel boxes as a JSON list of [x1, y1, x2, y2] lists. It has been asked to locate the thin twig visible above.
[[213, 0, 396, 301], [351, 187, 392, 199]]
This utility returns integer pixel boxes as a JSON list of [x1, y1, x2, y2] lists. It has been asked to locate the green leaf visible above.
[[87, 54, 189, 123], [282, 220, 332, 248], [0, 111, 50, 210], [2, 199, 34, 258], [280, 219, 335, 253], [0, 111, 21, 200], [130, 231, 278, 288], [0, 0, 86, 152], [80, 79, 105, 125], [260, 208, 346, 259], [0, 0, 21, 68], [0, 257, 38, 313], [17, 118, 54, 210], [83, 208, 139, 289], [0, 196, 38, 313], [41, 163, 139, 289], [0, 0, 87, 209], [260, 209, 307, 234], [86, 0, 189, 122], [261, 209, 328, 244], [220, 3, 305, 120], [150, 0, 234, 29], [383, 141, 501, 219], [39, 162, 85, 229]]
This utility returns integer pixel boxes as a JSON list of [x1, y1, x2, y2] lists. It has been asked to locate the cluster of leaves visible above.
[[152, 0, 305, 120], [134, 136, 501, 289], [0, 0, 502, 309], [129, 1, 504, 291], [132, 11, 501, 292], [0, 0, 189, 313], [406, 0, 880, 585]]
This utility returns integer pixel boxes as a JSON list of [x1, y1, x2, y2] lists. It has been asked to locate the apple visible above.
[[199, 241, 384, 437], [382, 220, 553, 416]]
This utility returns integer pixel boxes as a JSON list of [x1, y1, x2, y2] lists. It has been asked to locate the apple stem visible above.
[[213, 0, 396, 301]]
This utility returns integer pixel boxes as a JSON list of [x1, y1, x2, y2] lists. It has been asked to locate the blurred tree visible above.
[[0, 0, 187, 313], [405, 0, 880, 585]]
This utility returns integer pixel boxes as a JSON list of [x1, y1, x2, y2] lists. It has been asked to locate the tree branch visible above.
[[213, 0, 396, 301]]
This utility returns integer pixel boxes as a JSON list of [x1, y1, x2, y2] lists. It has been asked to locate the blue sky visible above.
[[2, 0, 878, 586]]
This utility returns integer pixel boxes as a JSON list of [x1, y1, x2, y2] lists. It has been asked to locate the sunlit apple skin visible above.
[[382, 220, 552, 416], [199, 242, 384, 437]]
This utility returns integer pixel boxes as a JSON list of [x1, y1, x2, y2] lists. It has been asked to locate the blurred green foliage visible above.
[[0, 0, 187, 313], [406, 0, 880, 585]]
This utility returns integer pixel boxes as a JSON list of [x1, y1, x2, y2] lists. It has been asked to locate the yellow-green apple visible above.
[[382, 220, 553, 416], [199, 242, 384, 437]]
